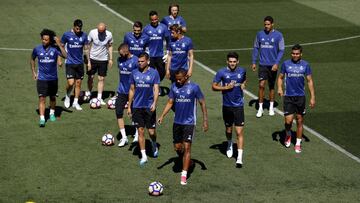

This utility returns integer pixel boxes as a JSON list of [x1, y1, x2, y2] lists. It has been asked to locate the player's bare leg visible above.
[[72, 79, 82, 110], [97, 75, 105, 105], [49, 96, 56, 121], [64, 78, 74, 108], [226, 127, 233, 158], [235, 126, 244, 168], [148, 129, 158, 157], [257, 80, 266, 118], [39, 96, 46, 127], [269, 88, 275, 116], [295, 114, 304, 153], [181, 142, 191, 185], [138, 127, 147, 165], [284, 115, 294, 148]]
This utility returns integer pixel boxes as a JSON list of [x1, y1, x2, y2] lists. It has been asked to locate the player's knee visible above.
[[259, 82, 266, 89], [98, 76, 104, 82], [50, 96, 56, 102]]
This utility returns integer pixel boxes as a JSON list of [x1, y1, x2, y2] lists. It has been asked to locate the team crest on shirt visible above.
[[158, 29, 162, 34], [70, 38, 73, 41], [271, 38, 274, 43], [300, 66, 304, 71], [136, 76, 140, 80], [140, 40, 143, 44], [237, 74, 241, 78], [182, 43, 186, 48], [79, 37, 83, 41], [146, 75, 151, 81], [50, 51, 54, 56], [129, 64, 132, 68], [187, 89, 191, 95]]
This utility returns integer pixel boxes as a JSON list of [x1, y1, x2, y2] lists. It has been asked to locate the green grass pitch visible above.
[[0, 0, 359, 202]]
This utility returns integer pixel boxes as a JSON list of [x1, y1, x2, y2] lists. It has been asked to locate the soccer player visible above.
[[252, 16, 285, 117], [86, 22, 113, 105], [127, 52, 160, 166], [158, 68, 208, 185], [123, 21, 149, 57], [61, 19, 88, 110], [143, 11, 169, 81], [30, 29, 67, 127], [212, 52, 246, 168], [116, 43, 139, 147], [165, 24, 194, 82], [277, 44, 315, 153], [161, 3, 187, 33]]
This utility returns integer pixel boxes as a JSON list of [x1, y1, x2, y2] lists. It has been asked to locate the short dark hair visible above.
[[264, 16, 274, 23], [292, 44, 303, 52], [175, 68, 187, 76], [139, 52, 150, 60], [73, 19, 83, 28], [227, 52, 239, 60], [168, 3, 180, 15], [149, 10, 158, 17], [133, 21, 143, 29], [170, 24, 183, 34], [40, 28, 56, 45], [118, 43, 128, 51]]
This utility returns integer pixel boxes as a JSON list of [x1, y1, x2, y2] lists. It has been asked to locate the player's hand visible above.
[[186, 70, 192, 78], [157, 116, 163, 125], [251, 64, 257, 71], [165, 70, 170, 79], [240, 83, 246, 90], [87, 62, 91, 71], [127, 107, 132, 118], [150, 103, 156, 112], [226, 81, 235, 90], [54, 36, 61, 45], [277, 89, 284, 96], [108, 60, 113, 69], [203, 120, 208, 132], [309, 98, 315, 109], [162, 54, 168, 63], [32, 73, 37, 80], [271, 64, 278, 71]]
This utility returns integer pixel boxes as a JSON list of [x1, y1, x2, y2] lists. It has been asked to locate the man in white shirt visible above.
[[86, 22, 113, 105]]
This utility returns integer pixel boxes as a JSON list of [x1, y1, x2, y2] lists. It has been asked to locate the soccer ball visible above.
[[148, 181, 163, 196], [102, 133, 114, 146], [107, 96, 116, 109], [90, 98, 101, 109], [83, 91, 91, 101]]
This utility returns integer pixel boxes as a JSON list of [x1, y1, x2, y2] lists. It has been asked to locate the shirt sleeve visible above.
[[31, 48, 37, 60], [168, 84, 175, 99], [84, 33, 89, 45], [129, 72, 135, 84], [305, 63, 312, 76], [154, 70, 160, 84], [181, 17, 187, 27], [251, 34, 260, 64], [108, 32, 113, 44], [280, 62, 286, 74], [87, 31, 93, 42], [188, 38, 194, 50], [242, 70, 247, 83], [60, 33, 67, 44], [213, 70, 222, 83], [195, 84, 204, 100], [275, 35, 285, 64]]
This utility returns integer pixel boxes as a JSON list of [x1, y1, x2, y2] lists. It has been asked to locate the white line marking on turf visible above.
[[92, 0, 360, 163], [194, 35, 360, 52], [0, 47, 32, 51]]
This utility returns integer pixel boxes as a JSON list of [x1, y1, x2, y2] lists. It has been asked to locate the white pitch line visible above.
[[92, 0, 360, 163], [0, 47, 32, 51], [194, 35, 360, 53]]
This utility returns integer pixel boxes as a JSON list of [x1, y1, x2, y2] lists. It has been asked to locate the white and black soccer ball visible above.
[[107, 96, 116, 109], [102, 133, 114, 146], [90, 98, 101, 109], [83, 91, 91, 101], [148, 181, 163, 196]]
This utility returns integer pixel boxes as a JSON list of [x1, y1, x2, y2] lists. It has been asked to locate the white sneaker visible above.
[[118, 138, 128, 147], [132, 134, 138, 143], [236, 158, 243, 168], [226, 144, 233, 158], [256, 108, 263, 118], [99, 99, 106, 105], [72, 103, 82, 111], [139, 157, 148, 166], [269, 108, 275, 116], [64, 96, 70, 108]]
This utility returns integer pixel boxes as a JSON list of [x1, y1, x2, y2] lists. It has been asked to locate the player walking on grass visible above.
[[212, 52, 246, 168], [165, 24, 194, 82], [86, 22, 113, 105], [158, 68, 208, 185], [161, 3, 187, 33], [61, 19, 88, 111], [116, 43, 139, 147], [143, 11, 169, 82], [127, 52, 160, 166], [277, 44, 315, 153], [30, 29, 67, 127], [252, 16, 285, 118], [123, 21, 149, 57]]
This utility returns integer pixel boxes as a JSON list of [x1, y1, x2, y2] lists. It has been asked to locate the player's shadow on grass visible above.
[[61, 90, 116, 104], [272, 130, 310, 147], [157, 156, 207, 179], [36, 106, 72, 121], [210, 141, 239, 159], [130, 139, 161, 159], [159, 86, 170, 97], [249, 98, 278, 110]]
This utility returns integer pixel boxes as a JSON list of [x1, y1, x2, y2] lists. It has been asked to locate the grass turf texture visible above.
[[0, 0, 359, 202]]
